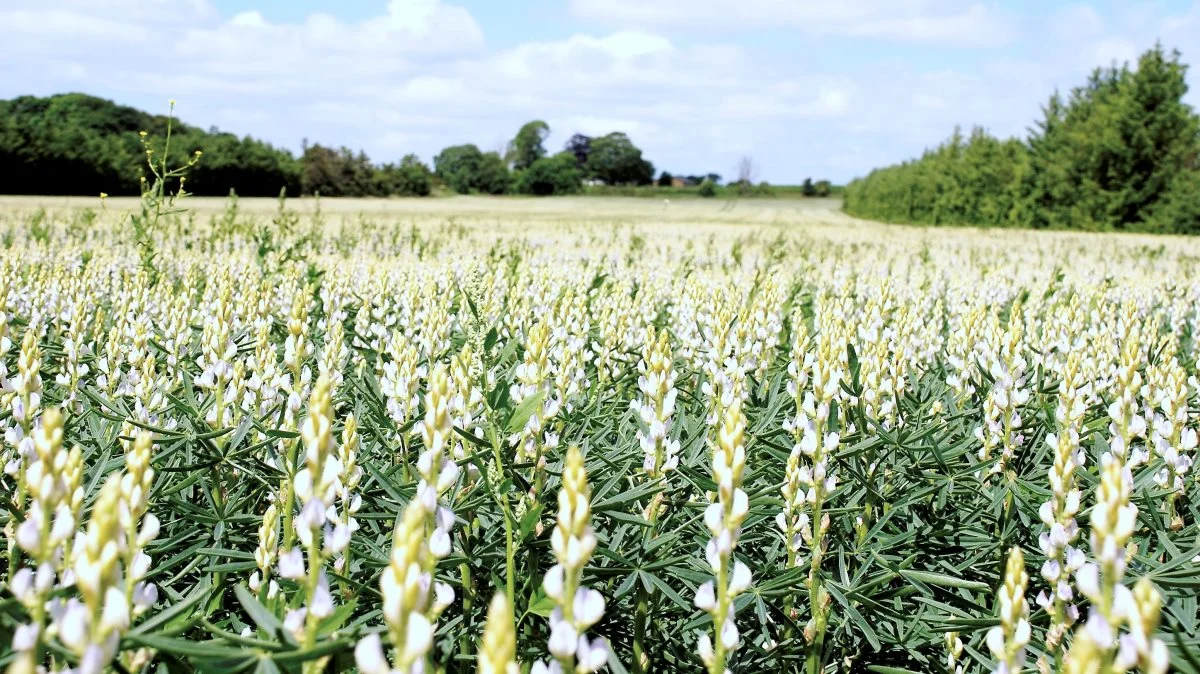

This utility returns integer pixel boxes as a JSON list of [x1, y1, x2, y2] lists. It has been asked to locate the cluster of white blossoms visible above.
[[945, 631, 965, 674], [987, 547, 1031, 674], [277, 377, 349, 647], [779, 322, 812, 573], [696, 401, 751, 674], [975, 306, 1031, 479], [1036, 354, 1087, 652], [8, 408, 160, 674], [1063, 451, 1167, 673], [2, 198, 1198, 673], [549, 290, 593, 417], [1146, 353, 1195, 527], [632, 327, 680, 484], [380, 330, 426, 462], [533, 445, 608, 674], [479, 594, 519, 674], [356, 365, 459, 674], [780, 332, 841, 646], [510, 322, 561, 508]]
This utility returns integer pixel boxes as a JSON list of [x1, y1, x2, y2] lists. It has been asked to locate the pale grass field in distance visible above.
[[0, 193, 1196, 674]]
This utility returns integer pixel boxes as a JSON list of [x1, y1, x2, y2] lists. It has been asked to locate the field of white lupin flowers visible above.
[[1, 192, 1198, 674]]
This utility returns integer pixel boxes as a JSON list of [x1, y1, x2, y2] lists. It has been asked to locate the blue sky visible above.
[[2, 0, 1199, 183]]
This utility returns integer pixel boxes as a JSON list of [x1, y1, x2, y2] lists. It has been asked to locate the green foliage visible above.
[[0, 93, 443, 199], [0, 93, 296, 196], [299, 143, 374, 197], [434, 144, 511, 195], [434, 144, 485, 194], [843, 127, 1027, 226], [186, 132, 301, 197], [585, 132, 655, 185], [515, 152, 583, 195], [475, 151, 513, 195], [509, 120, 550, 171], [565, 133, 591, 167], [697, 179, 717, 197], [845, 45, 1200, 233], [373, 154, 434, 197]]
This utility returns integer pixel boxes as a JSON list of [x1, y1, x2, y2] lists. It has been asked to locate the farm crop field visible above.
[[1, 193, 1199, 674]]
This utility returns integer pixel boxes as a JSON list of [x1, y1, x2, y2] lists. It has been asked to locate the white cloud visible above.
[[838, 4, 1013, 47], [2, 0, 1200, 184], [569, 0, 1016, 46], [0, 0, 483, 81]]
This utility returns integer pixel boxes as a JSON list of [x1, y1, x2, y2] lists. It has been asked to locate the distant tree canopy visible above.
[[434, 144, 511, 195], [0, 94, 784, 200], [564, 133, 591, 167], [373, 154, 434, 197], [299, 143, 372, 197], [0, 93, 441, 198], [586, 132, 655, 186], [844, 45, 1200, 233], [0, 93, 299, 196], [509, 120, 550, 171], [516, 152, 583, 196]]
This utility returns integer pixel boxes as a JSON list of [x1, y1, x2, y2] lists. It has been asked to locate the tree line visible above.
[[0, 94, 677, 197], [843, 45, 1200, 233]]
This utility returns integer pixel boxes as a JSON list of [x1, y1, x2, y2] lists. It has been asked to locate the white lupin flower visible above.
[[1036, 353, 1086, 657], [353, 366, 459, 674], [536, 445, 608, 674], [1063, 429, 1167, 672], [987, 547, 1030, 673], [633, 327, 680, 485], [697, 401, 750, 674]]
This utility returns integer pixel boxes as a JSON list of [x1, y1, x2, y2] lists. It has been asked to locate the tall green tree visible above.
[[434, 144, 511, 194], [586, 132, 654, 185], [434, 144, 485, 194], [564, 133, 591, 167], [374, 154, 433, 197], [0, 93, 443, 199], [475, 151, 513, 194], [846, 44, 1200, 233], [299, 143, 374, 197], [509, 120, 550, 171], [516, 152, 583, 195]]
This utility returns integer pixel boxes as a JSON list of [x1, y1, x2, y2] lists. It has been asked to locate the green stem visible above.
[[301, 536, 324, 674], [459, 549, 475, 658], [633, 585, 650, 674], [280, 437, 299, 551], [633, 493, 664, 674], [399, 432, 412, 481], [504, 503, 516, 607], [806, 418, 828, 674]]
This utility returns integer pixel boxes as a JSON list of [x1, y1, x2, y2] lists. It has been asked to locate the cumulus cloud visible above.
[[1, 0, 1198, 183], [569, 0, 1017, 47], [0, 0, 483, 93]]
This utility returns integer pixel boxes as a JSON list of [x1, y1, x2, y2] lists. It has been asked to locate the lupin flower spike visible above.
[[534, 445, 608, 674], [987, 547, 1030, 674], [696, 400, 751, 674], [479, 593, 519, 674]]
